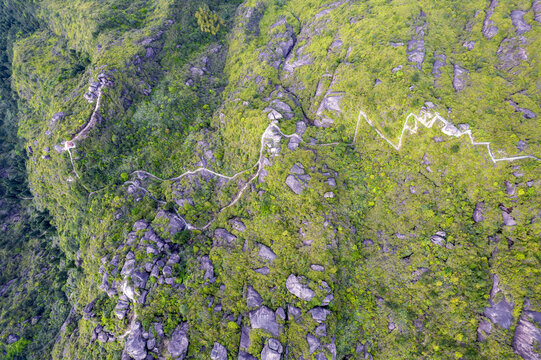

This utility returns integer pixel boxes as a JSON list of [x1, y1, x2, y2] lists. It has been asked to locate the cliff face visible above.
[[1, 1, 541, 359]]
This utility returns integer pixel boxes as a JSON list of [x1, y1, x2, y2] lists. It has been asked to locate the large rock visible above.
[[239, 351, 258, 360], [168, 323, 189, 359], [534, 1, 541, 23], [259, 244, 277, 262], [432, 53, 446, 78], [477, 319, 492, 342], [286, 274, 315, 301], [214, 228, 237, 245], [201, 255, 215, 280], [261, 338, 283, 360], [510, 10, 531, 35], [247, 286, 263, 308], [211, 342, 228, 360], [473, 202, 484, 223], [309, 307, 331, 323], [497, 37, 528, 70], [155, 210, 186, 236], [502, 210, 517, 226], [114, 297, 130, 319], [307, 333, 320, 354], [453, 64, 469, 92], [484, 299, 514, 329], [125, 321, 147, 360], [258, 17, 296, 69], [249, 306, 280, 336], [6, 334, 20, 345], [286, 175, 304, 195], [513, 310, 541, 360], [239, 326, 251, 350], [482, 0, 499, 39]]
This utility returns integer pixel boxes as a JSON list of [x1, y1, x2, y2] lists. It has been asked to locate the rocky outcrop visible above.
[[484, 299, 514, 329], [247, 286, 263, 308], [261, 338, 283, 360], [500, 204, 517, 226], [509, 100, 537, 119], [534, 1, 541, 23], [307, 333, 321, 354], [407, 11, 427, 70], [6, 334, 20, 345], [286, 274, 315, 301], [155, 209, 186, 237], [168, 323, 189, 359], [309, 307, 331, 323], [471, 202, 484, 223], [432, 53, 447, 78], [249, 306, 280, 336], [512, 308, 541, 360], [214, 228, 237, 246], [210, 342, 228, 360], [482, 0, 499, 39], [510, 10, 531, 35], [125, 321, 147, 360], [285, 163, 310, 195], [453, 65, 469, 92], [201, 255, 215, 280], [259, 244, 277, 262], [259, 17, 296, 69]]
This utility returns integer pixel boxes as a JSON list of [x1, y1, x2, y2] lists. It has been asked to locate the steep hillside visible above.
[[1, 0, 540, 359]]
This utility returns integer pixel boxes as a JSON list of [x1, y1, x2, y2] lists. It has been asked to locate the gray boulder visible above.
[[121, 259, 136, 277], [534, 1, 541, 23], [6, 334, 19, 345], [502, 211, 517, 226], [432, 53, 446, 78], [259, 244, 277, 262], [477, 319, 492, 342], [307, 334, 320, 354], [290, 163, 305, 174], [211, 342, 228, 360], [315, 323, 327, 337], [168, 323, 189, 359], [453, 64, 469, 92], [510, 10, 531, 35], [286, 175, 304, 195], [407, 22, 426, 69], [114, 297, 130, 319], [482, 0, 499, 39], [261, 338, 283, 360], [239, 351, 258, 360], [311, 264, 325, 272], [497, 37, 528, 70], [286, 274, 315, 301], [254, 267, 270, 275], [230, 218, 247, 232], [288, 304, 301, 320], [309, 307, 331, 323], [132, 270, 149, 288], [512, 310, 541, 360], [214, 228, 237, 245], [249, 306, 280, 336], [473, 202, 484, 223], [201, 255, 215, 280], [125, 321, 147, 360], [240, 326, 251, 350], [484, 299, 514, 329], [155, 210, 185, 236], [247, 286, 263, 308]]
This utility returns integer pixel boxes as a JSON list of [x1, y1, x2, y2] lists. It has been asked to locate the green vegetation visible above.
[[0, 0, 539, 359]]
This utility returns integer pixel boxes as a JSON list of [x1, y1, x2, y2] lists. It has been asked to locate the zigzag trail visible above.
[[127, 109, 539, 231], [357, 110, 541, 163]]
